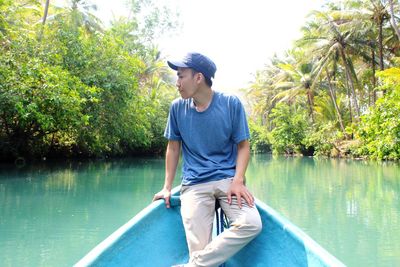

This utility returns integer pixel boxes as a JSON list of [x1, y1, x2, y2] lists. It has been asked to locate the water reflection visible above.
[[246, 154, 400, 267], [0, 155, 399, 267], [0, 158, 179, 267]]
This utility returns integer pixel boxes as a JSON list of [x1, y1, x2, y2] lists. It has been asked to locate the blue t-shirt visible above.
[[164, 91, 250, 185]]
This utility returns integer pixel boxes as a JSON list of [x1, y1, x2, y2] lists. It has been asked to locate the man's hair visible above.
[[191, 69, 213, 87]]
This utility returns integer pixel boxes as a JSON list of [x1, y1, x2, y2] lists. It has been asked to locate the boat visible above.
[[75, 186, 345, 267]]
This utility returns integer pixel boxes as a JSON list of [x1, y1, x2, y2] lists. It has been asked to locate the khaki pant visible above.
[[180, 179, 262, 267]]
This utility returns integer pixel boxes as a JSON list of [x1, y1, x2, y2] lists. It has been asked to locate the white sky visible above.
[[58, 0, 325, 91]]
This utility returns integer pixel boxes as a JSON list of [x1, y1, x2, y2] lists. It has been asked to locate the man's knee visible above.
[[247, 213, 262, 237], [232, 211, 262, 237]]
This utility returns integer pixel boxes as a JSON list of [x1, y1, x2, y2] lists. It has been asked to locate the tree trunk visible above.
[[345, 78, 353, 124], [378, 16, 385, 71], [306, 89, 315, 123], [371, 48, 377, 105], [42, 0, 50, 26], [326, 69, 347, 138], [340, 48, 360, 119], [388, 0, 400, 41], [39, 0, 50, 41]]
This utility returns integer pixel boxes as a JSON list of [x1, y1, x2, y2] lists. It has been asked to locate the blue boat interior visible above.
[[76, 188, 345, 267]]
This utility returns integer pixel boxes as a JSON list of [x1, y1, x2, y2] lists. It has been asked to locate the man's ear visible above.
[[195, 72, 203, 84]]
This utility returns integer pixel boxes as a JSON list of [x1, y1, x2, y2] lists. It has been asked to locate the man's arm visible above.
[[227, 140, 255, 208], [152, 140, 181, 208]]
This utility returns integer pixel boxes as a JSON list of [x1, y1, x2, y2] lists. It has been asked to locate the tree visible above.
[[268, 102, 308, 155], [357, 66, 400, 159], [0, 0, 178, 160], [0, 38, 97, 158], [245, 57, 283, 127], [387, 0, 400, 40], [42, 0, 50, 26], [272, 49, 319, 122], [244, 0, 400, 158], [297, 9, 364, 121], [325, 69, 347, 135]]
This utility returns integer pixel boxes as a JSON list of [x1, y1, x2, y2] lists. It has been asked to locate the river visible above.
[[0, 154, 399, 266]]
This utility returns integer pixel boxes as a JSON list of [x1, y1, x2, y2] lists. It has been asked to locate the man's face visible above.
[[176, 68, 200, 99]]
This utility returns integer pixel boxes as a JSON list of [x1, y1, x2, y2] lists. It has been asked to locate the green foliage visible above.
[[0, 36, 97, 158], [0, 0, 177, 161], [268, 103, 308, 155], [303, 122, 342, 157], [244, 0, 400, 160], [248, 120, 271, 153], [356, 68, 400, 160]]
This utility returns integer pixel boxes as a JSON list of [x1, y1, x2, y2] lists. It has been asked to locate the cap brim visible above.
[[167, 60, 189, 70]]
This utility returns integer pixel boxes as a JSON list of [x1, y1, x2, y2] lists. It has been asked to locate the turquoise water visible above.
[[0, 155, 399, 266]]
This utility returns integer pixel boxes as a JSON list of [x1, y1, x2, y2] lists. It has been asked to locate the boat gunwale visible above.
[[254, 199, 346, 266], [75, 186, 345, 266], [74, 187, 181, 266]]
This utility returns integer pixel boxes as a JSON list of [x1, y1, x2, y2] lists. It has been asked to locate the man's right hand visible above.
[[152, 188, 172, 208]]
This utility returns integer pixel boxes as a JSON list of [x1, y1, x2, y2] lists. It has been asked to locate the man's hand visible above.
[[153, 188, 172, 208], [227, 178, 255, 209]]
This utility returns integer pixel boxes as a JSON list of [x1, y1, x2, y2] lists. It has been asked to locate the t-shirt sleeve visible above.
[[164, 103, 182, 141], [231, 97, 250, 144]]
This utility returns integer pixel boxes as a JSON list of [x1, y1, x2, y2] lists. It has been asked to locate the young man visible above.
[[153, 52, 262, 267]]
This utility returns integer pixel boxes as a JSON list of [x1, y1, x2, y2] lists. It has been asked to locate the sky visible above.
[[73, 0, 326, 91]]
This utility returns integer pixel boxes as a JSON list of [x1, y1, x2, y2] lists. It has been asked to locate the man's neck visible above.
[[193, 87, 213, 112]]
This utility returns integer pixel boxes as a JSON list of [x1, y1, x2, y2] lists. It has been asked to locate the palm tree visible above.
[[343, 0, 398, 101], [70, 0, 101, 31], [369, 0, 388, 70], [245, 56, 284, 127], [348, 0, 390, 71], [325, 68, 347, 135], [44, 0, 103, 33], [297, 9, 366, 121], [272, 50, 318, 123], [387, 0, 400, 40]]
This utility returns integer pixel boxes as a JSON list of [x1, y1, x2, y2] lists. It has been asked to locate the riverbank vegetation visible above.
[[245, 0, 400, 160], [1, 0, 400, 162], [0, 0, 178, 162]]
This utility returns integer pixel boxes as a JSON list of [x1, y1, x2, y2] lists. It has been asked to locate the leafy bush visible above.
[[303, 122, 343, 157], [0, 1, 177, 161], [356, 67, 400, 160], [268, 103, 308, 155], [0, 40, 97, 158], [248, 120, 271, 153]]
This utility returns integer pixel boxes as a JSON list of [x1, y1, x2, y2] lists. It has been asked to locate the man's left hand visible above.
[[227, 178, 255, 208]]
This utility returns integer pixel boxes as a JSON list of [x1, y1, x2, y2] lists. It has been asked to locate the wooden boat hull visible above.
[[75, 187, 345, 267]]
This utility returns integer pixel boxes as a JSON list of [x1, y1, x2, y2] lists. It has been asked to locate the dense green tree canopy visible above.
[[0, 0, 178, 161], [245, 0, 400, 160], [1, 0, 400, 161]]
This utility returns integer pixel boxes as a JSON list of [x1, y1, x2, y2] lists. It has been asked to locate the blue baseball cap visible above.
[[167, 52, 217, 80]]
